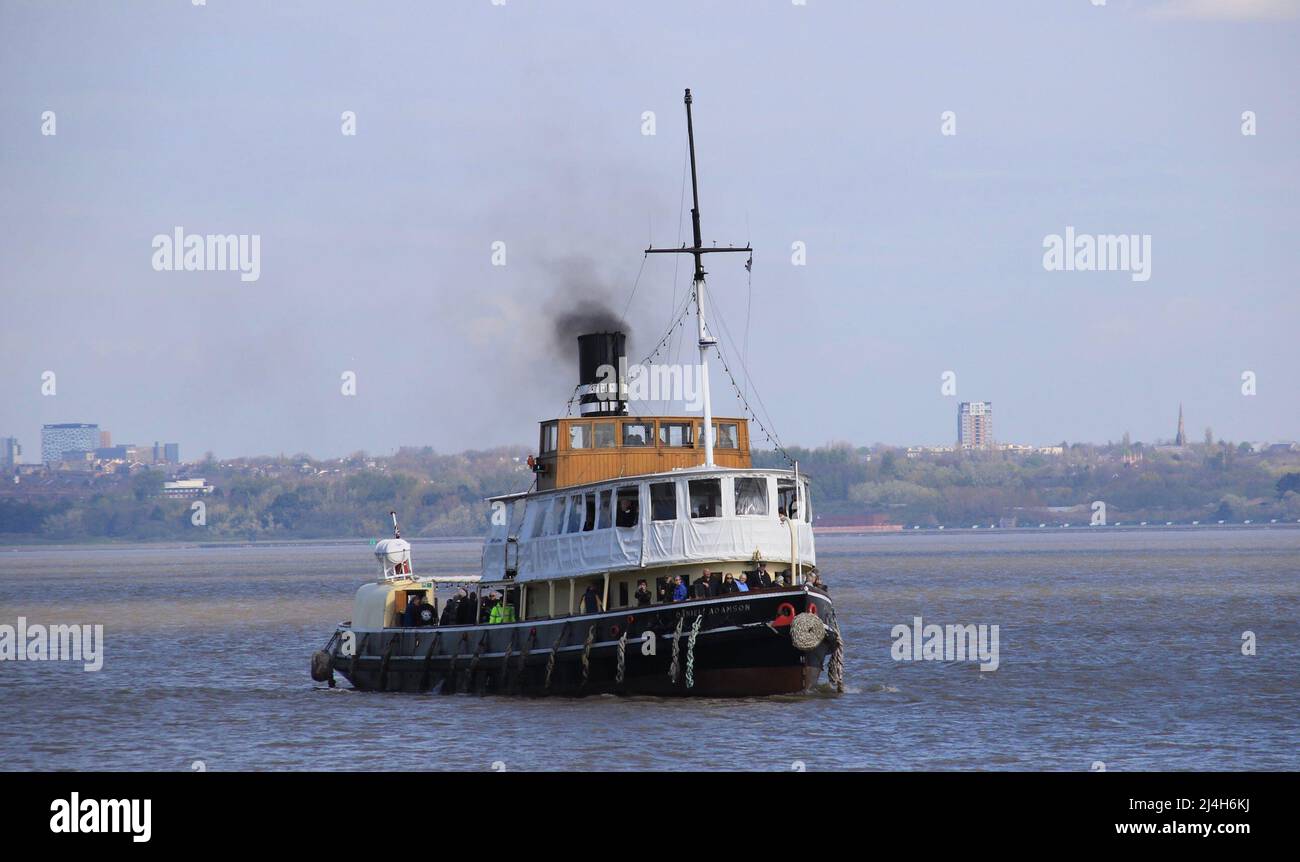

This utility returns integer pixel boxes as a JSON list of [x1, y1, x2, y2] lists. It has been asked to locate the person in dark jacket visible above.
[[719, 573, 739, 595], [634, 580, 652, 606], [440, 593, 460, 626], [456, 590, 476, 625], [401, 593, 423, 627], [754, 562, 772, 589], [615, 497, 638, 528], [580, 584, 602, 614], [691, 571, 713, 599]]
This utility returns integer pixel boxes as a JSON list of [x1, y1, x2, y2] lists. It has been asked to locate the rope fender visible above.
[[668, 613, 685, 684], [615, 629, 629, 686], [685, 614, 703, 689], [579, 624, 596, 686], [544, 621, 570, 692]]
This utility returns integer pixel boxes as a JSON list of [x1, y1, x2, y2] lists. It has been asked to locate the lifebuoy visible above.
[[773, 602, 797, 627]]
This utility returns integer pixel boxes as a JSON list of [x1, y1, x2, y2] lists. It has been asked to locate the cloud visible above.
[[1147, 0, 1300, 20]]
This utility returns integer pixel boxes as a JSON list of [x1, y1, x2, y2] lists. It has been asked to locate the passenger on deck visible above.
[[615, 498, 638, 528], [456, 590, 476, 625], [656, 578, 672, 604], [635, 579, 652, 606], [401, 593, 424, 627], [736, 573, 750, 592], [754, 561, 772, 589], [481, 590, 502, 623], [719, 573, 739, 595], [580, 584, 603, 614], [440, 592, 460, 626], [691, 571, 713, 599], [672, 575, 687, 602]]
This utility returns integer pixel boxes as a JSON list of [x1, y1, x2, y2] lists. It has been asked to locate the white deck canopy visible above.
[[482, 467, 814, 583]]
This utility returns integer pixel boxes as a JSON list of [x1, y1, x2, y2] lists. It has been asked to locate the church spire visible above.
[[1175, 403, 1187, 447]]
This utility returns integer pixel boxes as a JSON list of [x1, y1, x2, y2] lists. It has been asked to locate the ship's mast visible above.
[[646, 89, 751, 467]]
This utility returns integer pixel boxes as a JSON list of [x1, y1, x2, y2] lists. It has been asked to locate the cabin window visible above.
[[650, 482, 677, 521], [529, 500, 547, 538], [597, 489, 613, 529], [735, 477, 769, 516], [548, 497, 566, 535], [568, 423, 592, 450], [583, 494, 596, 531], [622, 421, 653, 447], [618, 582, 629, 607], [594, 422, 617, 448], [777, 479, 799, 522], [715, 423, 739, 449], [566, 494, 584, 533], [689, 478, 722, 518], [659, 422, 694, 447], [540, 422, 559, 454], [615, 486, 639, 528]]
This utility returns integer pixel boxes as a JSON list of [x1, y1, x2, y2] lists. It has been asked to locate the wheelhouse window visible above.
[[650, 482, 677, 521], [597, 489, 613, 529], [659, 422, 694, 447], [540, 422, 559, 454], [734, 477, 769, 516], [688, 478, 722, 518], [622, 421, 654, 447], [714, 422, 739, 449], [594, 422, 617, 448], [568, 423, 591, 450], [614, 486, 639, 528]]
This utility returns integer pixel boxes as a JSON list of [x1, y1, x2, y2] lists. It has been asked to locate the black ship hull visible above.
[[319, 588, 839, 697]]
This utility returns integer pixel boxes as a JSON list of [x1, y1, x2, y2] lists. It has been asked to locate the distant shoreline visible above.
[[3, 522, 1298, 552]]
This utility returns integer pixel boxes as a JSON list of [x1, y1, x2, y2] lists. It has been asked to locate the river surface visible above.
[[1, 529, 1296, 771]]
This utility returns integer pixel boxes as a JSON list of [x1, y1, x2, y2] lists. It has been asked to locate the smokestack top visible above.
[[576, 331, 628, 417]]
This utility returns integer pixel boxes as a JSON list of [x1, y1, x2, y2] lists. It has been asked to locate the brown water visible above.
[[1, 529, 1297, 771]]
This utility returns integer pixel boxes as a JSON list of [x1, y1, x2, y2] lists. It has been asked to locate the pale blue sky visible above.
[[2, 0, 1297, 459]]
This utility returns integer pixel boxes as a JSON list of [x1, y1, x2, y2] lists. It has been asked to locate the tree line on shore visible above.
[[1, 441, 1298, 541]]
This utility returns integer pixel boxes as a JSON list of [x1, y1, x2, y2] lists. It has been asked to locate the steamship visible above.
[[310, 90, 842, 697]]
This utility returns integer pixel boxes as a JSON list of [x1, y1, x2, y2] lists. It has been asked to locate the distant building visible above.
[[99, 430, 112, 449], [96, 444, 146, 462], [957, 402, 993, 450], [41, 423, 100, 464], [1174, 403, 1187, 447], [165, 442, 180, 463], [161, 478, 214, 498], [1, 437, 20, 468]]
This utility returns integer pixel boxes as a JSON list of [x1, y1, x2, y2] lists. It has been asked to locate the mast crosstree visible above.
[[645, 88, 751, 468]]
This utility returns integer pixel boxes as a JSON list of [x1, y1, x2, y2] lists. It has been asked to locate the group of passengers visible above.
[[640, 561, 813, 604]]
